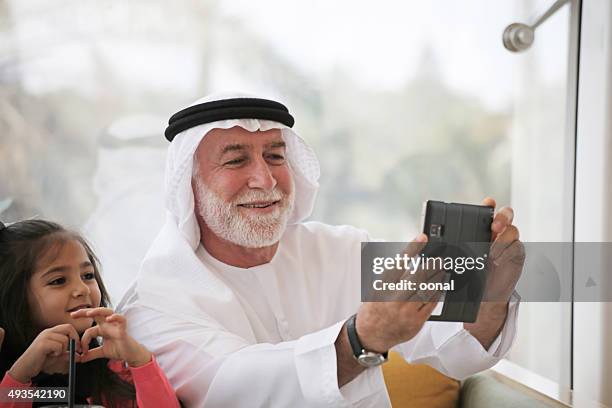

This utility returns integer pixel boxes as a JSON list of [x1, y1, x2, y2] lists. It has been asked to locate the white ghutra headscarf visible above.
[[118, 92, 320, 341]]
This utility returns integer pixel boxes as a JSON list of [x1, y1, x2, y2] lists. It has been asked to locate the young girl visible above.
[[0, 219, 180, 408]]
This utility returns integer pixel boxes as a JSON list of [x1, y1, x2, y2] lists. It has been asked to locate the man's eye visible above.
[[224, 158, 246, 166], [82, 272, 95, 280], [266, 154, 285, 163], [49, 278, 65, 286]]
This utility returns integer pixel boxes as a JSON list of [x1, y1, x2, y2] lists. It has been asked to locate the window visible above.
[[0, 0, 591, 404]]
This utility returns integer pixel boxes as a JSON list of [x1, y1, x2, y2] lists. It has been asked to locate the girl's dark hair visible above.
[[0, 219, 136, 407]]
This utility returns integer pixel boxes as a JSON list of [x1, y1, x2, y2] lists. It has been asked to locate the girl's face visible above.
[[27, 239, 102, 334]]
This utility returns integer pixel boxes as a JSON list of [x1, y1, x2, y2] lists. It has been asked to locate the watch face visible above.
[[357, 352, 386, 367]]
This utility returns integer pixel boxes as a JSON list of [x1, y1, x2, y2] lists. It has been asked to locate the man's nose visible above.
[[247, 157, 277, 191]]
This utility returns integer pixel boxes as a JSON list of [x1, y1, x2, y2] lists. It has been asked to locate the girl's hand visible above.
[[8, 324, 81, 383], [71, 307, 152, 367]]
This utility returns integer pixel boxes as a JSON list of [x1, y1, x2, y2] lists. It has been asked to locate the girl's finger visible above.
[[79, 346, 105, 363], [58, 350, 71, 362], [43, 337, 66, 357], [70, 309, 92, 318], [72, 307, 113, 319], [45, 333, 68, 351], [83, 308, 115, 327], [50, 324, 80, 343], [49, 324, 81, 352], [59, 350, 82, 365], [85, 307, 114, 318], [106, 314, 126, 325], [81, 325, 101, 354]]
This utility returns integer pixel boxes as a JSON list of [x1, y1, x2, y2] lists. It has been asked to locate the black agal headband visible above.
[[164, 98, 295, 142]]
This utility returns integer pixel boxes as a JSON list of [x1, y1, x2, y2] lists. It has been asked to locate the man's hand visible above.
[[336, 199, 525, 386], [336, 235, 444, 386], [357, 234, 446, 352], [464, 197, 525, 350]]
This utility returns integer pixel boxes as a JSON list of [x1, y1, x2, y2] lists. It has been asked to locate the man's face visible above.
[[192, 126, 295, 248]]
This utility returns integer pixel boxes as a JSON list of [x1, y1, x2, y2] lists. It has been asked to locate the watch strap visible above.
[[346, 314, 388, 360]]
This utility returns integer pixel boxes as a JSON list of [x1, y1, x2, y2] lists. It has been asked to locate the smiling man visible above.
[[191, 128, 294, 262], [118, 93, 524, 407]]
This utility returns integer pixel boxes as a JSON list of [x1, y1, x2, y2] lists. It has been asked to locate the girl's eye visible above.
[[82, 272, 95, 280], [49, 277, 65, 286]]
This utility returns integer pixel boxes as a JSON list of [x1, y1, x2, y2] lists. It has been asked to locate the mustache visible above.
[[233, 188, 285, 205]]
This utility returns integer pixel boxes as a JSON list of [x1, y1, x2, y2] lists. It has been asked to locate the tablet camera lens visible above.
[[430, 224, 443, 237]]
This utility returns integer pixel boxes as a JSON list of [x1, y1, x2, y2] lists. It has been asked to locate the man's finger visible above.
[[481, 197, 496, 209], [490, 240, 526, 270], [492, 206, 514, 233], [402, 234, 428, 258], [490, 226, 520, 260], [378, 234, 429, 288], [498, 224, 519, 243], [416, 300, 441, 318], [405, 268, 445, 303]]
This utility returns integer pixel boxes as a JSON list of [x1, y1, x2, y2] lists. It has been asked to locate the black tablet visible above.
[[422, 200, 494, 323]]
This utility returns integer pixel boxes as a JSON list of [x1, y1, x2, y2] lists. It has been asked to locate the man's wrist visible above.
[[479, 301, 509, 319], [464, 301, 509, 350], [335, 322, 366, 387], [348, 314, 388, 356], [354, 311, 392, 354]]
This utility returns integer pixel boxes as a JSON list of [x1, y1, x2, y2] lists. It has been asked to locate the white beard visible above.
[[193, 178, 295, 248]]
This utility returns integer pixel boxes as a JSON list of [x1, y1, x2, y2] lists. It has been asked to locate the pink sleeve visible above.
[[126, 356, 180, 408], [0, 372, 32, 408]]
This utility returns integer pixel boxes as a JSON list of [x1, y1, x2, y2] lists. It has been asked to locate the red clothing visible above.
[[0, 356, 179, 408]]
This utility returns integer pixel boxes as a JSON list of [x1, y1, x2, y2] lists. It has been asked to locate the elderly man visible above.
[[118, 93, 523, 407]]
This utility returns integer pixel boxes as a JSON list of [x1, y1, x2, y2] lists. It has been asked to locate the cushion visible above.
[[460, 373, 551, 408], [382, 351, 460, 408]]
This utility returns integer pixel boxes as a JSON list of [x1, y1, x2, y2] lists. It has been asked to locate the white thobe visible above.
[[120, 222, 519, 407]]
